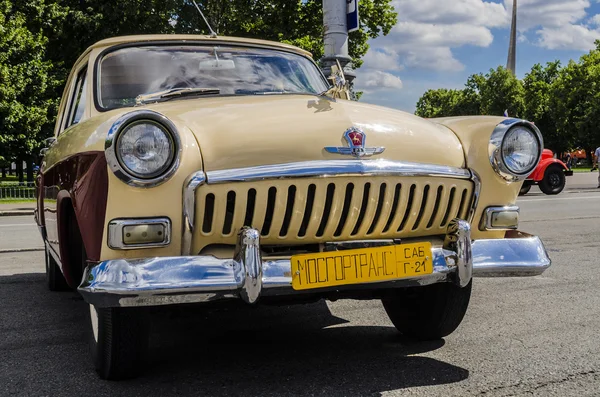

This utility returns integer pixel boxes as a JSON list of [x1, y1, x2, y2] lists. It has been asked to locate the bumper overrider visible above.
[[79, 220, 551, 308]]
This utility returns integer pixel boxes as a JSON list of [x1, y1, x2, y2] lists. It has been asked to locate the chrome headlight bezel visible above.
[[105, 110, 181, 187], [489, 119, 543, 182]]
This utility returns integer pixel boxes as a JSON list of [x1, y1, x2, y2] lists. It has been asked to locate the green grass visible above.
[[0, 175, 19, 182], [0, 199, 36, 204], [571, 166, 597, 173]]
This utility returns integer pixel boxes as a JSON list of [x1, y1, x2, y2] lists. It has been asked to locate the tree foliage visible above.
[[416, 46, 600, 155], [0, 0, 58, 168], [0, 0, 397, 179]]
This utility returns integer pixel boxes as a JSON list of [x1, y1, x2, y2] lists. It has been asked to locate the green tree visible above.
[[415, 89, 472, 118], [477, 66, 525, 117], [0, 0, 58, 182], [523, 61, 566, 153]]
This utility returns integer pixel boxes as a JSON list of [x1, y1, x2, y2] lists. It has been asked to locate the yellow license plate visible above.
[[291, 242, 433, 291]]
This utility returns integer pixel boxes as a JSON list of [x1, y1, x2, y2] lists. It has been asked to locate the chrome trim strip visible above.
[[181, 171, 206, 255], [468, 170, 481, 224], [481, 206, 520, 231], [489, 119, 544, 182], [107, 218, 171, 250], [105, 110, 182, 188], [205, 160, 472, 184], [79, 228, 551, 309]]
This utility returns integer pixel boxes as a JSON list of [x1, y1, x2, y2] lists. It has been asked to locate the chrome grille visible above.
[[193, 176, 474, 251]]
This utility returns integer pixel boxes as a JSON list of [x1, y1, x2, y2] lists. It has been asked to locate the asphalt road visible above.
[[1, 189, 599, 396]]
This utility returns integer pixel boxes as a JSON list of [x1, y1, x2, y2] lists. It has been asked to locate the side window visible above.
[[66, 68, 88, 128]]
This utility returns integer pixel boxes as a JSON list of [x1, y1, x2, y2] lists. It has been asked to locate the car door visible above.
[[41, 62, 89, 259]]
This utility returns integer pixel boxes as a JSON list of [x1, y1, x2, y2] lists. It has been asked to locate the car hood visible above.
[[145, 95, 466, 172]]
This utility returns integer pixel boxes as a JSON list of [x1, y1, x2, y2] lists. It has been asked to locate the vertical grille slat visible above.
[[290, 184, 312, 238], [357, 183, 382, 236], [222, 191, 236, 235], [412, 185, 430, 231], [457, 188, 470, 220], [335, 183, 359, 238], [306, 184, 328, 238], [243, 189, 257, 227], [194, 176, 474, 250], [430, 185, 450, 229], [278, 186, 297, 237], [351, 183, 373, 236], [398, 184, 419, 232], [250, 188, 270, 232], [368, 183, 390, 235], [316, 184, 336, 237], [322, 183, 347, 237], [425, 185, 444, 229], [382, 183, 405, 233], [260, 187, 278, 236], [298, 185, 316, 237], [440, 186, 458, 227]]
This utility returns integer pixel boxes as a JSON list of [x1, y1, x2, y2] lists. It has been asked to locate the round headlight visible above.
[[116, 121, 176, 179], [501, 126, 540, 175], [489, 120, 543, 182]]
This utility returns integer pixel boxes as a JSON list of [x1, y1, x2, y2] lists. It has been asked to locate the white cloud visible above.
[[362, 49, 403, 71], [537, 24, 600, 50], [356, 0, 600, 107], [355, 71, 403, 90]]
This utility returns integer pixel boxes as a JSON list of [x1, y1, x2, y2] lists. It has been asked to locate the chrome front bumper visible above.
[[79, 220, 551, 308]]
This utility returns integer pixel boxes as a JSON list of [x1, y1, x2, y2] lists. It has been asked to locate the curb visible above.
[[0, 210, 34, 217], [0, 247, 44, 254]]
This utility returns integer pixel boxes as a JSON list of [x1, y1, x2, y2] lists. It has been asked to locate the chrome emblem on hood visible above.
[[325, 127, 385, 158]]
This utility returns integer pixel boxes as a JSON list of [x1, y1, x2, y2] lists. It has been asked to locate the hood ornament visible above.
[[325, 127, 385, 158]]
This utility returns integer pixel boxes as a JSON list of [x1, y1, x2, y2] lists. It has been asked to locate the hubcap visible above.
[[89, 304, 99, 343], [549, 173, 561, 188]]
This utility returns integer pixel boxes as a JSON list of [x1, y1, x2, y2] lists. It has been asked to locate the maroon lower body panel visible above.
[[41, 152, 108, 285]]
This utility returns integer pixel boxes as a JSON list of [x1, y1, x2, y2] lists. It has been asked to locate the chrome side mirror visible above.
[[40, 148, 49, 157]]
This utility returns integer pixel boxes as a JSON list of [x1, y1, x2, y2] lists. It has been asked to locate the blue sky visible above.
[[355, 0, 600, 113]]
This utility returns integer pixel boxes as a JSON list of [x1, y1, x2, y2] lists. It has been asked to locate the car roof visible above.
[[76, 34, 312, 63]]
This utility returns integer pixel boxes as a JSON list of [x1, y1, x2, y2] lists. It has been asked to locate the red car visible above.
[[520, 149, 573, 195]]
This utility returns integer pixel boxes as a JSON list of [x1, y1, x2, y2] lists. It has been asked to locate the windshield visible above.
[[97, 45, 329, 110]]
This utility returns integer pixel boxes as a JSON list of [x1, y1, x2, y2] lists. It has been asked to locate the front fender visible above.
[[528, 158, 569, 182], [429, 116, 519, 240]]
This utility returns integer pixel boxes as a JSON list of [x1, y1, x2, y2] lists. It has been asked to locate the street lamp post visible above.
[[322, 0, 355, 82]]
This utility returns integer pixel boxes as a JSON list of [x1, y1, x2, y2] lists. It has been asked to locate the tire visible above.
[[539, 165, 566, 195], [45, 245, 70, 291], [382, 281, 472, 340], [88, 305, 148, 380], [519, 184, 532, 196]]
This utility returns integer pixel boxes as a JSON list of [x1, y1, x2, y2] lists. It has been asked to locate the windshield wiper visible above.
[[136, 87, 221, 105]]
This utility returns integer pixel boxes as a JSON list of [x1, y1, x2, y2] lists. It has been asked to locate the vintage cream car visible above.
[[36, 35, 551, 380]]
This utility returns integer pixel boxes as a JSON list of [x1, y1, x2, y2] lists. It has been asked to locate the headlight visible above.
[[489, 120, 543, 182], [116, 121, 175, 178], [501, 126, 540, 175], [105, 110, 181, 187]]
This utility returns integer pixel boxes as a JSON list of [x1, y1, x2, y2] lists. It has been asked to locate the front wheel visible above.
[[519, 184, 532, 196], [382, 281, 472, 340], [539, 165, 566, 195], [88, 305, 148, 380]]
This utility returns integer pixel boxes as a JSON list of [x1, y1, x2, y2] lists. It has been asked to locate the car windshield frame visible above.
[[93, 41, 331, 112]]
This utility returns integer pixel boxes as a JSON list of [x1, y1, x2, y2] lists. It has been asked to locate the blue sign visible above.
[[347, 0, 359, 32]]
